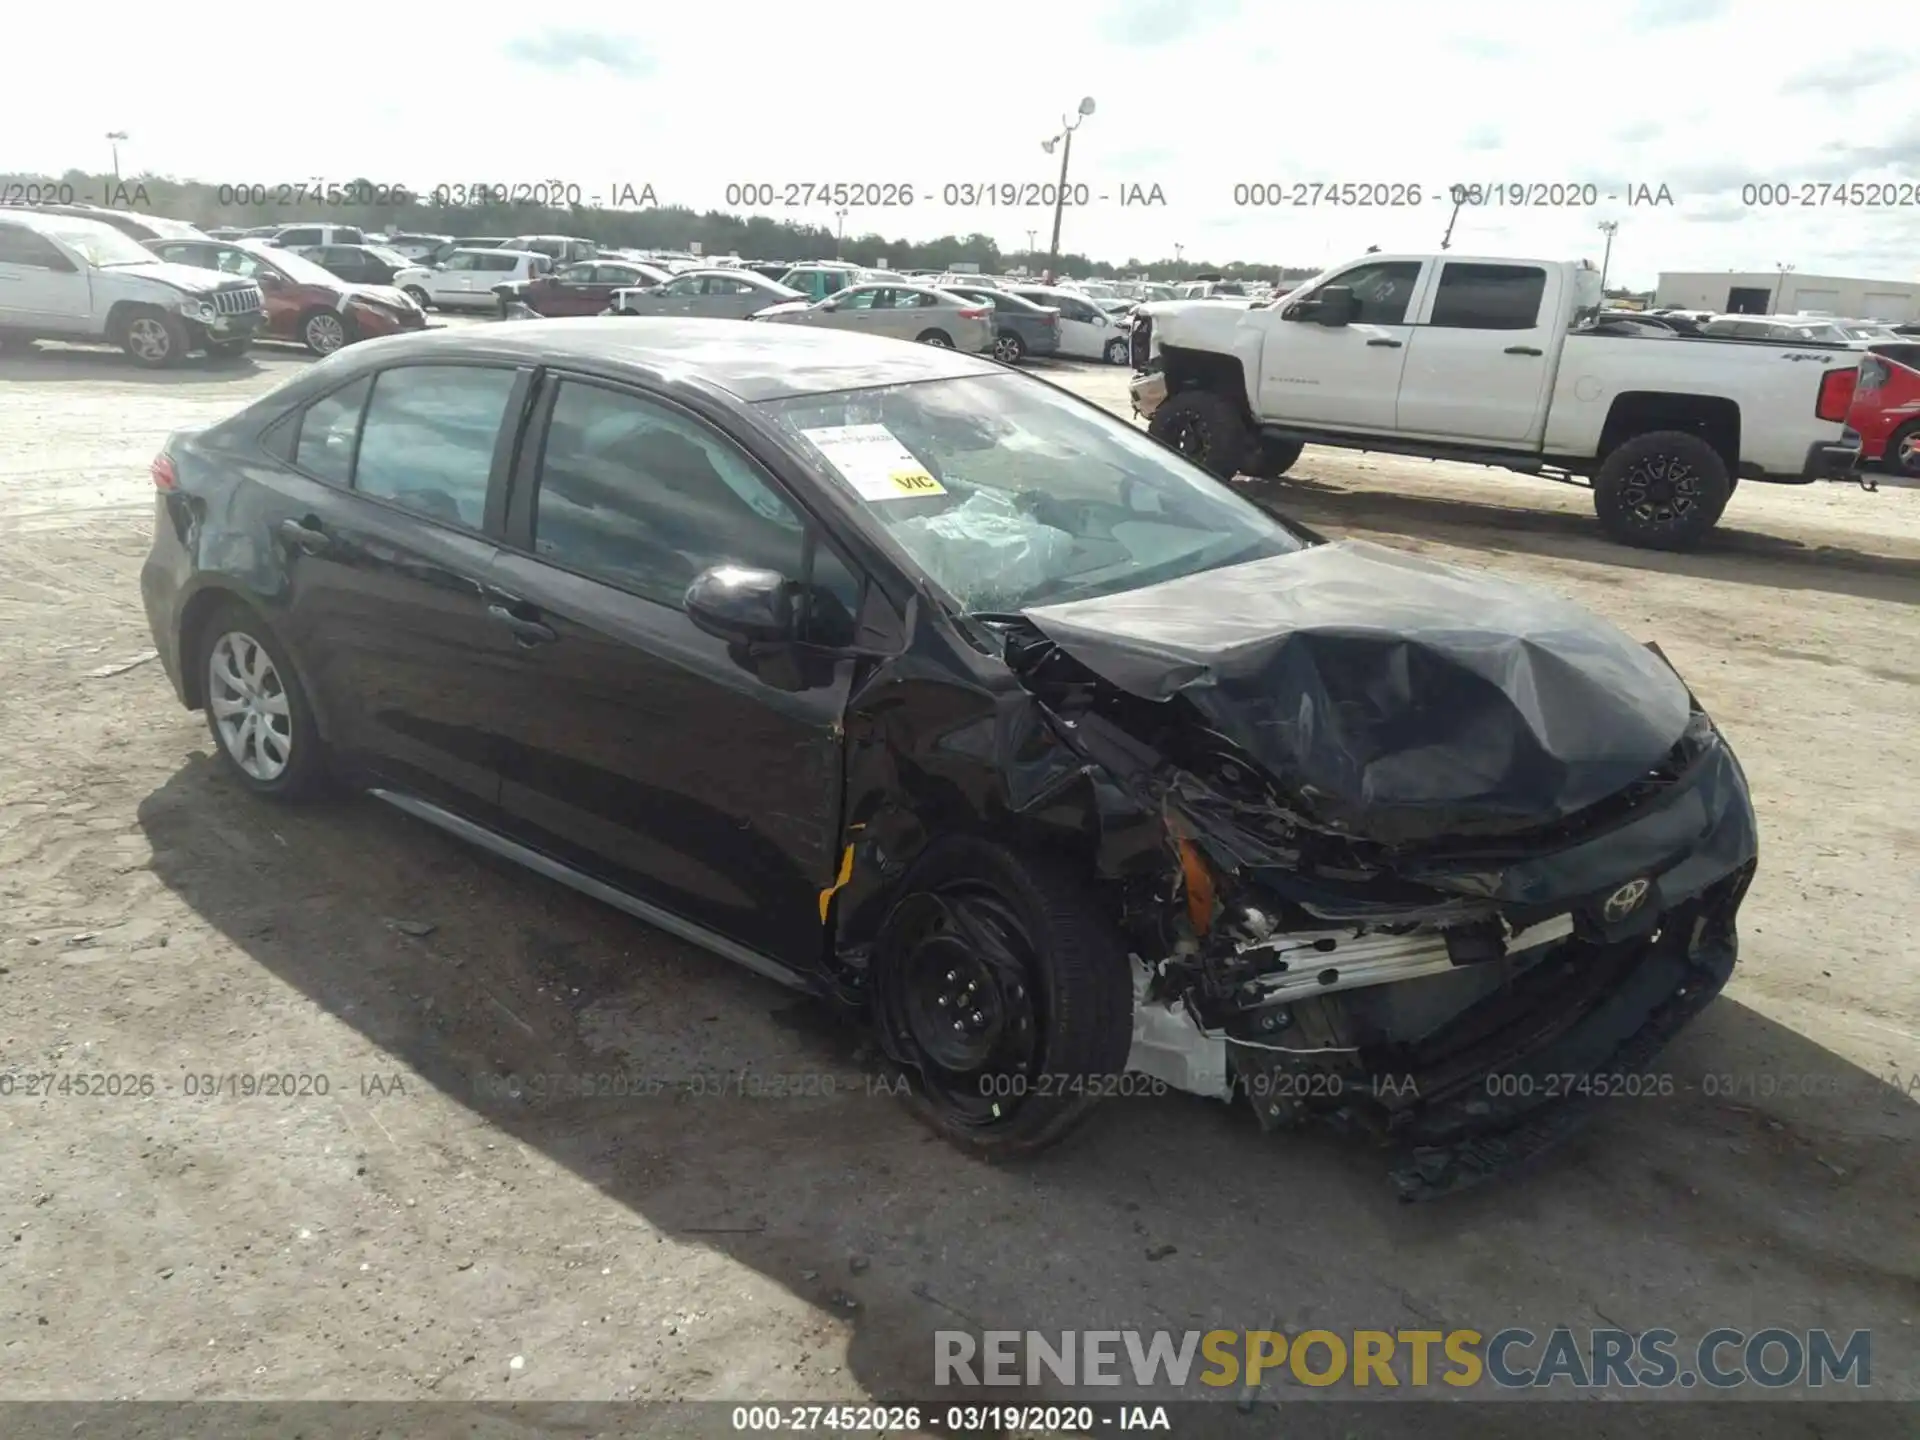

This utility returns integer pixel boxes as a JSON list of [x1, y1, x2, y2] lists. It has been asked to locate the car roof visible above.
[[331, 317, 1002, 403], [1, 210, 120, 239]]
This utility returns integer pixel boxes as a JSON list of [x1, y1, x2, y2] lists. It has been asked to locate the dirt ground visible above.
[[1, 336, 1916, 1437]]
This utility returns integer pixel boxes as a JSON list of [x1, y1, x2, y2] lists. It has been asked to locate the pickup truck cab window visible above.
[[1301, 261, 1422, 325], [1428, 263, 1548, 330]]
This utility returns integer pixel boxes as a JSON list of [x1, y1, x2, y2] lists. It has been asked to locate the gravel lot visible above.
[[1, 331, 1916, 1435]]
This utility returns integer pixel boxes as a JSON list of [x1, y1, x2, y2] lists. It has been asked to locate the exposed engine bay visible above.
[[988, 541, 1759, 1197]]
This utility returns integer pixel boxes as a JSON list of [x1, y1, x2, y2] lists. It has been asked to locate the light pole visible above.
[[834, 208, 848, 259], [1025, 228, 1037, 256], [1772, 262, 1795, 314], [1174, 242, 1184, 266], [1596, 220, 1618, 296], [1040, 97, 1095, 280], [106, 131, 128, 182]]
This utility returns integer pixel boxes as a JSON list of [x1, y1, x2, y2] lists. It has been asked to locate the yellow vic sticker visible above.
[[888, 469, 946, 495]]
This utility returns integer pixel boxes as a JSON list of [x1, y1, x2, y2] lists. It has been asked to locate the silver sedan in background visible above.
[[750, 282, 994, 352], [605, 267, 805, 320]]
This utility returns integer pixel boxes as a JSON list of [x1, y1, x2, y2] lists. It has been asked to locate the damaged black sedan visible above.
[[140, 319, 1757, 1197]]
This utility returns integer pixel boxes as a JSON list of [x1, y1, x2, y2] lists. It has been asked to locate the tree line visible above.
[[6, 170, 1322, 284]]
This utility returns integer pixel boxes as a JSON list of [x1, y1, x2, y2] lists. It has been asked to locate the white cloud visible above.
[[4, 0, 1917, 286]]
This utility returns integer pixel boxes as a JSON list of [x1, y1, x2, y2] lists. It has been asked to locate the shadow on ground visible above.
[[1243, 473, 1920, 609], [135, 756, 1920, 1437]]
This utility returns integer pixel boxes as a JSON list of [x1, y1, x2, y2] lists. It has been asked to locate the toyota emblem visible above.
[[1602, 878, 1651, 922]]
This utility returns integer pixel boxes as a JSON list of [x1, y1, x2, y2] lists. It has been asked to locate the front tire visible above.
[[1147, 388, 1256, 480], [300, 308, 350, 356], [1104, 336, 1130, 365], [1592, 430, 1732, 550], [195, 601, 326, 801], [991, 331, 1026, 364], [916, 329, 954, 348], [1245, 438, 1304, 479], [119, 308, 188, 368], [872, 838, 1133, 1158]]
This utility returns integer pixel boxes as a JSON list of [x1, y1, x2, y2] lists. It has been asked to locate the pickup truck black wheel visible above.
[[119, 308, 189, 368], [1888, 420, 1920, 477], [1246, 438, 1304, 479], [872, 837, 1133, 1159], [1149, 389, 1255, 480], [1593, 431, 1731, 549]]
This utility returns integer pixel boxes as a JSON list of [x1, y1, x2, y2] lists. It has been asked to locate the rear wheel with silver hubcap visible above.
[[197, 603, 324, 799], [991, 332, 1025, 364], [916, 329, 954, 348]]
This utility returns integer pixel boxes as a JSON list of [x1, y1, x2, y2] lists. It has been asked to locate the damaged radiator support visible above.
[[1236, 914, 1575, 1005], [1125, 915, 1577, 1100]]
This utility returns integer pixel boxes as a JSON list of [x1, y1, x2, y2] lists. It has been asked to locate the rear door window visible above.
[[292, 376, 373, 486], [1427, 263, 1548, 330], [351, 366, 519, 528]]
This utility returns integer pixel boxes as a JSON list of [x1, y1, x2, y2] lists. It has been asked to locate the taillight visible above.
[[151, 453, 178, 491], [957, 306, 989, 319], [1816, 367, 1857, 423]]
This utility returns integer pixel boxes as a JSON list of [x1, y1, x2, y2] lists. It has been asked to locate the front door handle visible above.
[[278, 517, 330, 555], [1504, 345, 1543, 356], [1367, 338, 1403, 348], [487, 603, 557, 646]]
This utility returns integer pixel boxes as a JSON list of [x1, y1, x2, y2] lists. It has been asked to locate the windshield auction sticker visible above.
[[801, 424, 947, 501]]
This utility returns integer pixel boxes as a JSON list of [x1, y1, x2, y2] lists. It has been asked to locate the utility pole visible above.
[[1040, 97, 1095, 280], [1597, 220, 1619, 296], [106, 131, 128, 182], [834, 208, 848, 259]]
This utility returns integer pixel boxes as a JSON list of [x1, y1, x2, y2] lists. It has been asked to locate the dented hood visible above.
[[1022, 540, 1693, 844]]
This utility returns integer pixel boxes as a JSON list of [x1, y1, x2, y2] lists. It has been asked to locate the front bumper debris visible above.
[[1129, 368, 1167, 420]]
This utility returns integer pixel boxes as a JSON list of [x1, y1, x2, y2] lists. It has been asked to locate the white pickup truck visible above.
[[1128, 251, 1863, 548], [0, 209, 266, 367]]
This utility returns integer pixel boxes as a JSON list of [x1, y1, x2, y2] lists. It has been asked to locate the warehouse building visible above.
[[1655, 271, 1920, 321]]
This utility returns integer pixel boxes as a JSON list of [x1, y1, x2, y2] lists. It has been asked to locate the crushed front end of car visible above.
[[1000, 539, 1758, 1198]]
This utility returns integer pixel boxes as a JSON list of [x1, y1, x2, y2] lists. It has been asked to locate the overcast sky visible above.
[[7, 0, 1917, 284]]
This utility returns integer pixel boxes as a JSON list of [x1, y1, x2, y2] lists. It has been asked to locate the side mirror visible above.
[[44, 254, 78, 274], [685, 566, 798, 646], [1314, 285, 1356, 326], [819, 299, 840, 312]]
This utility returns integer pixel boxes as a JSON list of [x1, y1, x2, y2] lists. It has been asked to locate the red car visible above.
[[495, 258, 673, 318], [1845, 345, 1920, 478], [143, 237, 427, 355]]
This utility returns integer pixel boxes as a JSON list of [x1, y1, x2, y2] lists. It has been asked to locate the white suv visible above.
[[392, 248, 552, 310], [0, 211, 266, 366]]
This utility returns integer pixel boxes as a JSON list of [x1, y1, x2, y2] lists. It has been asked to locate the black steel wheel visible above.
[[1593, 430, 1732, 550], [1147, 388, 1255, 480], [872, 838, 1132, 1157], [1245, 437, 1304, 479]]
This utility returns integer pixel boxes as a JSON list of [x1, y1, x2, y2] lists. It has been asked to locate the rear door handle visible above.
[[278, 517, 330, 555], [487, 603, 557, 646], [1504, 345, 1543, 356], [1367, 338, 1403, 348]]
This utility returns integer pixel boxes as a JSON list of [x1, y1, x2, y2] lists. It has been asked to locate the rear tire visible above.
[[916, 329, 954, 347], [1592, 430, 1732, 550], [991, 332, 1026, 364], [193, 600, 326, 802], [118, 308, 188, 368], [1887, 420, 1920, 477], [403, 285, 431, 309], [872, 838, 1133, 1159], [1147, 388, 1256, 480]]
